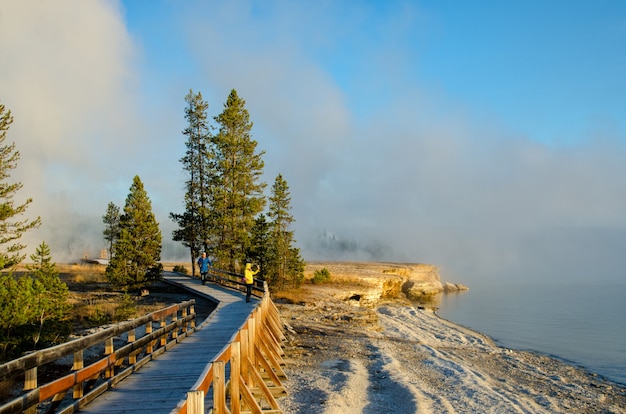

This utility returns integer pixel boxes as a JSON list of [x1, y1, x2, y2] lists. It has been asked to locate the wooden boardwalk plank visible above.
[[79, 272, 257, 414]]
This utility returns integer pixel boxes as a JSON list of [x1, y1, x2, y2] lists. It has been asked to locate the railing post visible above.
[[24, 365, 38, 414], [181, 307, 188, 333], [248, 318, 256, 373], [128, 328, 137, 364], [24, 366, 37, 391], [145, 320, 154, 354], [105, 337, 114, 378], [160, 318, 167, 346], [213, 360, 226, 414], [73, 349, 84, 398], [230, 342, 241, 413], [172, 310, 178, 340], [187, 390, 204, 414], [190, 304, 196, 329], [240, 327, 250, 385]]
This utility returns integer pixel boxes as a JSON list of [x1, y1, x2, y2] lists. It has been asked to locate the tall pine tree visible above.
[[0, 104, 41, 269], [102, 202, 120, 260], [106, 176, 162, 291], [246, 214, 270, 279], [170, 90, 215, 275], [267, 174, 305, 289], [211, 89, 266, 271]]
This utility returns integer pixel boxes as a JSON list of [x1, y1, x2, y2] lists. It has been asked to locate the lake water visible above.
[[435, 279, 626, 386]]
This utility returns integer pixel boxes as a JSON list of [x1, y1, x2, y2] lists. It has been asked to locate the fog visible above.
[[1, 1, 625, 286]]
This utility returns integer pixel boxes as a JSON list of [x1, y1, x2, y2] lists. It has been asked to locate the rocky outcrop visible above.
[[304, 261, 468, 307]]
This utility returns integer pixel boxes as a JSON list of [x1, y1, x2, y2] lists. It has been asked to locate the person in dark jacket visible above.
[[197, 252, 212, 285]]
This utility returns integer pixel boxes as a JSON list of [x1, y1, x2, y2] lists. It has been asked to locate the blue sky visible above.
[[1, 1, 625, 285]]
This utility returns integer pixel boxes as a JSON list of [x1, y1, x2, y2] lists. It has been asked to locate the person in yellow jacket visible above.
[[244, 263, 260, 302]]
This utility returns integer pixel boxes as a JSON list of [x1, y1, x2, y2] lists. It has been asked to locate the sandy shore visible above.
[[276, 299, 626, 413]]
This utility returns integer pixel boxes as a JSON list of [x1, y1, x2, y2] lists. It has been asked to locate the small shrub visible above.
[[312, 268, 331, 284], [173, 265, 188, 274], [114, 293, 137, 321], [88, 307, 110, 327]]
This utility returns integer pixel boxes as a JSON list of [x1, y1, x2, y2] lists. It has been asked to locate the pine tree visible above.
[[0, 266, 35, 358], [0, 104, 41, 269], [0, 243, 71, 358], [102, 202, 120, 260], [170, 90, 215, 275], [247, 214, 271, 279], [267, 174, 305, 289], [106, 176, 162, 291], [27, 241, 70, 347], [211, 89, 266, 271]]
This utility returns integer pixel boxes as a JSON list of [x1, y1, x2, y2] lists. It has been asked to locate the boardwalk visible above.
[[79, 272, 258, 414]]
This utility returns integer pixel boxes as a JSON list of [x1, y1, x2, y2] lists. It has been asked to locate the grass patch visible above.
[[272, 288, 306, 304]]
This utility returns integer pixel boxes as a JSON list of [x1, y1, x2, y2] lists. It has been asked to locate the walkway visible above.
[[79, 272, 258, 413]]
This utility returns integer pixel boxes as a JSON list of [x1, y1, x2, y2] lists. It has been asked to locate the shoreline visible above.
[[432, 309, 626, 388], [277, 298, 626, 413], [434, 279, 626, 388]]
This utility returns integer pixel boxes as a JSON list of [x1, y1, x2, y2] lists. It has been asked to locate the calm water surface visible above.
[[435, 280, 626, 385]]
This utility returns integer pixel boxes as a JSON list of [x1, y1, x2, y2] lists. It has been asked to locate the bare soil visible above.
[[274, 262, 626, 413]]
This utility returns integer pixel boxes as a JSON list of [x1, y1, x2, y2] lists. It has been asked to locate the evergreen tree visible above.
[[211, 89, 266, 271], [102, 202, 120, 260], [106, 176, 162, 291], [0, 265, 34, 358], [247, 214, 270, 279], [286, 246, 306, 288], [27, 241, 70, 347], [267, 174, 305, 289], [0, 243, 71, 359], [170, 90, 215, 275], [0, 104, 41, 269], [170, 206, 197, 275]]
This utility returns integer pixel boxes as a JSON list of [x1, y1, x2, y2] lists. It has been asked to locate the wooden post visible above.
[[171, 311, 178, 340], [128, 328, 137, 364], [213, 360, 226, 414], [73, 350, 84, 398], [105, 337, 114, 378], [240, 327, 251, 386], [190, 304, 196, 329], [24, 366, 37, 390], [146, 321, 153, 353], [187, 390, 204, 414], [181, 307, 188, 333], [230, 342, 241, 414], [160, 318, 167, 346], [248, 317, 256, 369]]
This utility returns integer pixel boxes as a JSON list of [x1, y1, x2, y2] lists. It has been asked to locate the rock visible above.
[[443, 282, 470, 292], [303, 262, 468, 304]]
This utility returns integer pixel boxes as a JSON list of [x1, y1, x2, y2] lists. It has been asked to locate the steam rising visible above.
[[1, 1, 625, 286]]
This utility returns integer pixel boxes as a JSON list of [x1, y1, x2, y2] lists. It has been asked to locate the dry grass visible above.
[[161, 262, 193, 274], [54, 263, 191, 329]]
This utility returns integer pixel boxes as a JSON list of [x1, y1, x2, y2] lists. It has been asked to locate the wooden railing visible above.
[[205, 267, 265, 297], [174, 284, 287, 414], [0, 300, 196, 414]]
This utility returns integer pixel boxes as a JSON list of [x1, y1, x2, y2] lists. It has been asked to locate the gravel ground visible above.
[[276, 298, 626, 414]]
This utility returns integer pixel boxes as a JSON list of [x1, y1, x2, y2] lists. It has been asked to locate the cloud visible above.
[[1, 1, 625, 286], [0, 0, 183, 260]]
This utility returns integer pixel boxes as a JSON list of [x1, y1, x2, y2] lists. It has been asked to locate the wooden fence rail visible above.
[[204, 268, 265, 297], [0, 300, 196, 414], [174, 284, 287, 414]]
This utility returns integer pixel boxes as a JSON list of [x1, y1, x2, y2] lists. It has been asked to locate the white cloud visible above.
[[1, 1, 625, 285]]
